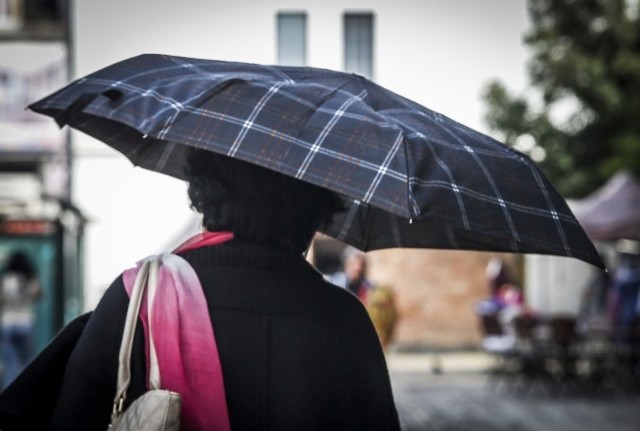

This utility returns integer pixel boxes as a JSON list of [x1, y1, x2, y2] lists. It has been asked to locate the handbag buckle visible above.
[[113, 395, 125, 414]]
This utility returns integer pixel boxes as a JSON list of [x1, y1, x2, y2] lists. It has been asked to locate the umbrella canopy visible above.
[[573, 171, 640, 242], [29, 54, 603, 267]]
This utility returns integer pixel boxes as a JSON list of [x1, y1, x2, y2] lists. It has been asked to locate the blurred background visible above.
[[1, 1, 639, 429]]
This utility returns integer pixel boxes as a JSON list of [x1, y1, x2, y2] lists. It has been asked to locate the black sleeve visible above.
[[48, 276, 147, 431], [0, 313, 91, 431]]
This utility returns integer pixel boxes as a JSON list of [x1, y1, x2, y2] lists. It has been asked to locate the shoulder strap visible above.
[[113, 258, 149, 413], [146, 258, 162, 389]]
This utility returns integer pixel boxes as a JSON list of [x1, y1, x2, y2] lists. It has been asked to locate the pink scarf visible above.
[[122, 231, 234, 431]]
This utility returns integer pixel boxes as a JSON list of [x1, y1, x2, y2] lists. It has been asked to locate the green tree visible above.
[[483, 0, 640, 197]]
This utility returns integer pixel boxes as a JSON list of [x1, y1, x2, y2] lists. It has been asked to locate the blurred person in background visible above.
[[366, 285, 398, 350], [0, 251, 41, 389], [609, 251, 640, 336], [329, 247, 373, 303], [476, 257, 514, 316]]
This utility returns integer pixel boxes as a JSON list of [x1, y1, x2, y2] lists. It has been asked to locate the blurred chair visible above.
[[623, 316, 640, 389], [478, 313, 518, 389], [512, 314, 550, 393], [547, 315, 580, 392], [514, 314, 538, 341]]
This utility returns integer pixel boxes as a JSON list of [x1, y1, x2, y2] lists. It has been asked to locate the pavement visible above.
[[386, 349, 493, 374], [386, 350, 640, 431]]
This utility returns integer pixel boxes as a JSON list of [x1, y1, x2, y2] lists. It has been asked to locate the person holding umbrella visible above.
[[0, 53, 604, 430], [0, 148, 401, 430]]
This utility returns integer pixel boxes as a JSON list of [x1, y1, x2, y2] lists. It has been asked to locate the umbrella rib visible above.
[[445, 226, 459, 248], [528, 165, 572, 257], [389, 213, 402, 247], [363, 132, 404, 205], [156, 105, 185, 140], [429, 120, 520, 241], [155, 141, 176, 172], [337, 201, 362, 244], [361, 204, 372, 250], [421, 140, 470, 230], [401, 134, 420, 218]]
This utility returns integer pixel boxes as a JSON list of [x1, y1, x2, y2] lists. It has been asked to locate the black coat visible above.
[[0, 240, 400, 430]]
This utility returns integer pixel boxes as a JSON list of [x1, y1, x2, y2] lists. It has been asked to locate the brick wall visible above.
[[365, 248, 519, 349]]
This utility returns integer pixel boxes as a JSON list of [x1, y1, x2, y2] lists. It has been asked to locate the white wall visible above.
[[70, 0, 530, 307], [525, 255, 598, 315]]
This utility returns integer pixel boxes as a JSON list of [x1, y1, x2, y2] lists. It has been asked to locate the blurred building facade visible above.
[[0, 0, 84, 353]]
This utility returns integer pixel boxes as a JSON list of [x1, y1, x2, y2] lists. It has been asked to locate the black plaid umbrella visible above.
[[29, 54, 603, 267]]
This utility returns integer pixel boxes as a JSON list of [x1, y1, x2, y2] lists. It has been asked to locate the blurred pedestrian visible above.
[[476, 257, 514, 316], [329, 247, 373, 303], [0, 251, 41, 389], [366, 285, 398, 349], [610, 252, 640, 335]]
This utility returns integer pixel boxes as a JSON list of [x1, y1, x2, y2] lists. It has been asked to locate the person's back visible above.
[[0, 149, 400, 430], [45, 240, 399, 430], [187, 241, 398, 429]]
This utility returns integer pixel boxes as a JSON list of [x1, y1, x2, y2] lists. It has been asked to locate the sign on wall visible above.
[[0, 42, 68, 196]]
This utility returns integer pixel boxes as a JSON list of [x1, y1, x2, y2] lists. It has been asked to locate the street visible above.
[[388, 352, 640, 431]]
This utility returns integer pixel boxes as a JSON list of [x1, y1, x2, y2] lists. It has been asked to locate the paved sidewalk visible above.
[[387, 351, 640, 431], [386, 350, 493, 374]]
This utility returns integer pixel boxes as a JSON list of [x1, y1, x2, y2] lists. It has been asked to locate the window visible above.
[[343, 12, 374, 79], [277, 12, 307, 66]]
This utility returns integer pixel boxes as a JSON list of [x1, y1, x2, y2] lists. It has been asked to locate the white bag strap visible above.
[[112, 256, 162, 414], [147, 257, 162, 390]]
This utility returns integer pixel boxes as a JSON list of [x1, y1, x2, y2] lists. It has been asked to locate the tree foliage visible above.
[[483, 0, 640, 197]]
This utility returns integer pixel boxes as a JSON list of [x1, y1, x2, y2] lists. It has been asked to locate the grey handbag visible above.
[[108, 257, 182, 431]]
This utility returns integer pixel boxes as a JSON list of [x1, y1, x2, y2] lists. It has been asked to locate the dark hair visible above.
[[185, 148, 344, 253]]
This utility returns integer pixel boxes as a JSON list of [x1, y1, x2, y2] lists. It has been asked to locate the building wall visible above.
[[525, 254, 597, 316], [366, 248, 519, 348], [71, 1, 530, 347]]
